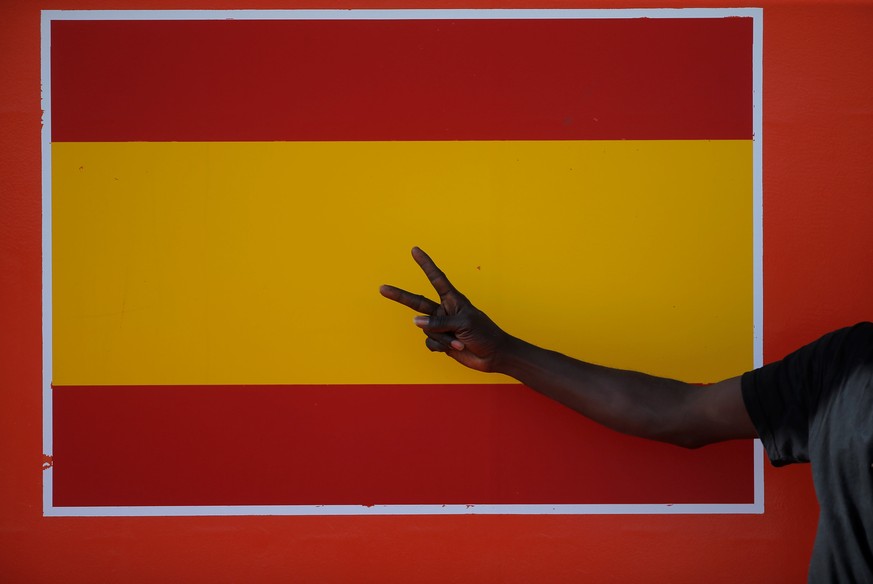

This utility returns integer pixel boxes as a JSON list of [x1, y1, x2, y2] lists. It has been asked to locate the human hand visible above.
[[380, 247, 511, 373]]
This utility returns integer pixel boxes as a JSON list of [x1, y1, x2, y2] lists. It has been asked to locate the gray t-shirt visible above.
[[742, 322, 873, 583]]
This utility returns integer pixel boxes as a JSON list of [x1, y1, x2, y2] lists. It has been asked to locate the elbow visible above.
[[671, 435, 712, 450], [648, 421, 715, 450], [649, 430, 706, 450]]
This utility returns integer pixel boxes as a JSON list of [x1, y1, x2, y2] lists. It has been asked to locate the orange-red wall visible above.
[[2, 1, 872, 582]]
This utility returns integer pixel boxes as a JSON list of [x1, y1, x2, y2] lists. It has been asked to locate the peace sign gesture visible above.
[[380, 247, 511, 373]]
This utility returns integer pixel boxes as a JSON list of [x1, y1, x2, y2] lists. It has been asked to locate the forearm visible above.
[[494, 336, 706, 448], [382, 247, 755, 447]]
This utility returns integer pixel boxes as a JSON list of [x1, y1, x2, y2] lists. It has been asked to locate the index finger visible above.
[[411, 247, 457, 300], [379, 284, 440, 315]]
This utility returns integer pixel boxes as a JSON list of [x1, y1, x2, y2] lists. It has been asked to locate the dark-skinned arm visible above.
[[380, 247, 757, 449]]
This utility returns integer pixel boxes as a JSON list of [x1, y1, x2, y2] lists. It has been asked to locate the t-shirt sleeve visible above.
[[741, 322, 873, 467]]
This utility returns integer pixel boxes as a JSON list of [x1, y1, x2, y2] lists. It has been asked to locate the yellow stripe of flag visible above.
[[53, 140, 752, 385]]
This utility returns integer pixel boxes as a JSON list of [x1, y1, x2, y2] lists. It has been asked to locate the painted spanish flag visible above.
[[48, 12, 758, 513]]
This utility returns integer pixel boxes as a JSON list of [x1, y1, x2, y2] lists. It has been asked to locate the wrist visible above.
[[491, 334, 530, 377]]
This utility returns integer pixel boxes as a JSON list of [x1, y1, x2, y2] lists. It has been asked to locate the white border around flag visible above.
[[41, 7, 764, 517]]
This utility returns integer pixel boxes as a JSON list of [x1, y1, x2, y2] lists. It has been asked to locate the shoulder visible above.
[[843, 321, 873, 347], [758, 321, 873, 382], [813, 321, 873, 381], [740, 322, 873, 466]]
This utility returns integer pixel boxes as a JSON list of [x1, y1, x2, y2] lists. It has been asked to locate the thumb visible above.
[[413, 314, 465, 333]]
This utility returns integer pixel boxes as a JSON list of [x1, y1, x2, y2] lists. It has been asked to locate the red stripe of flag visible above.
[[51, 18, 752, 142], [53, 384, 753, 507]]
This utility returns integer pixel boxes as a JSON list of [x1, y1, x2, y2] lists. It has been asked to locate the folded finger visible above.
[[425, 331, 456, 350], [425, 336, 450, 353]]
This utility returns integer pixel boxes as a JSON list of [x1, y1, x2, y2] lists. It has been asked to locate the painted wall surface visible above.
[[2, 1, 872, 582]]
